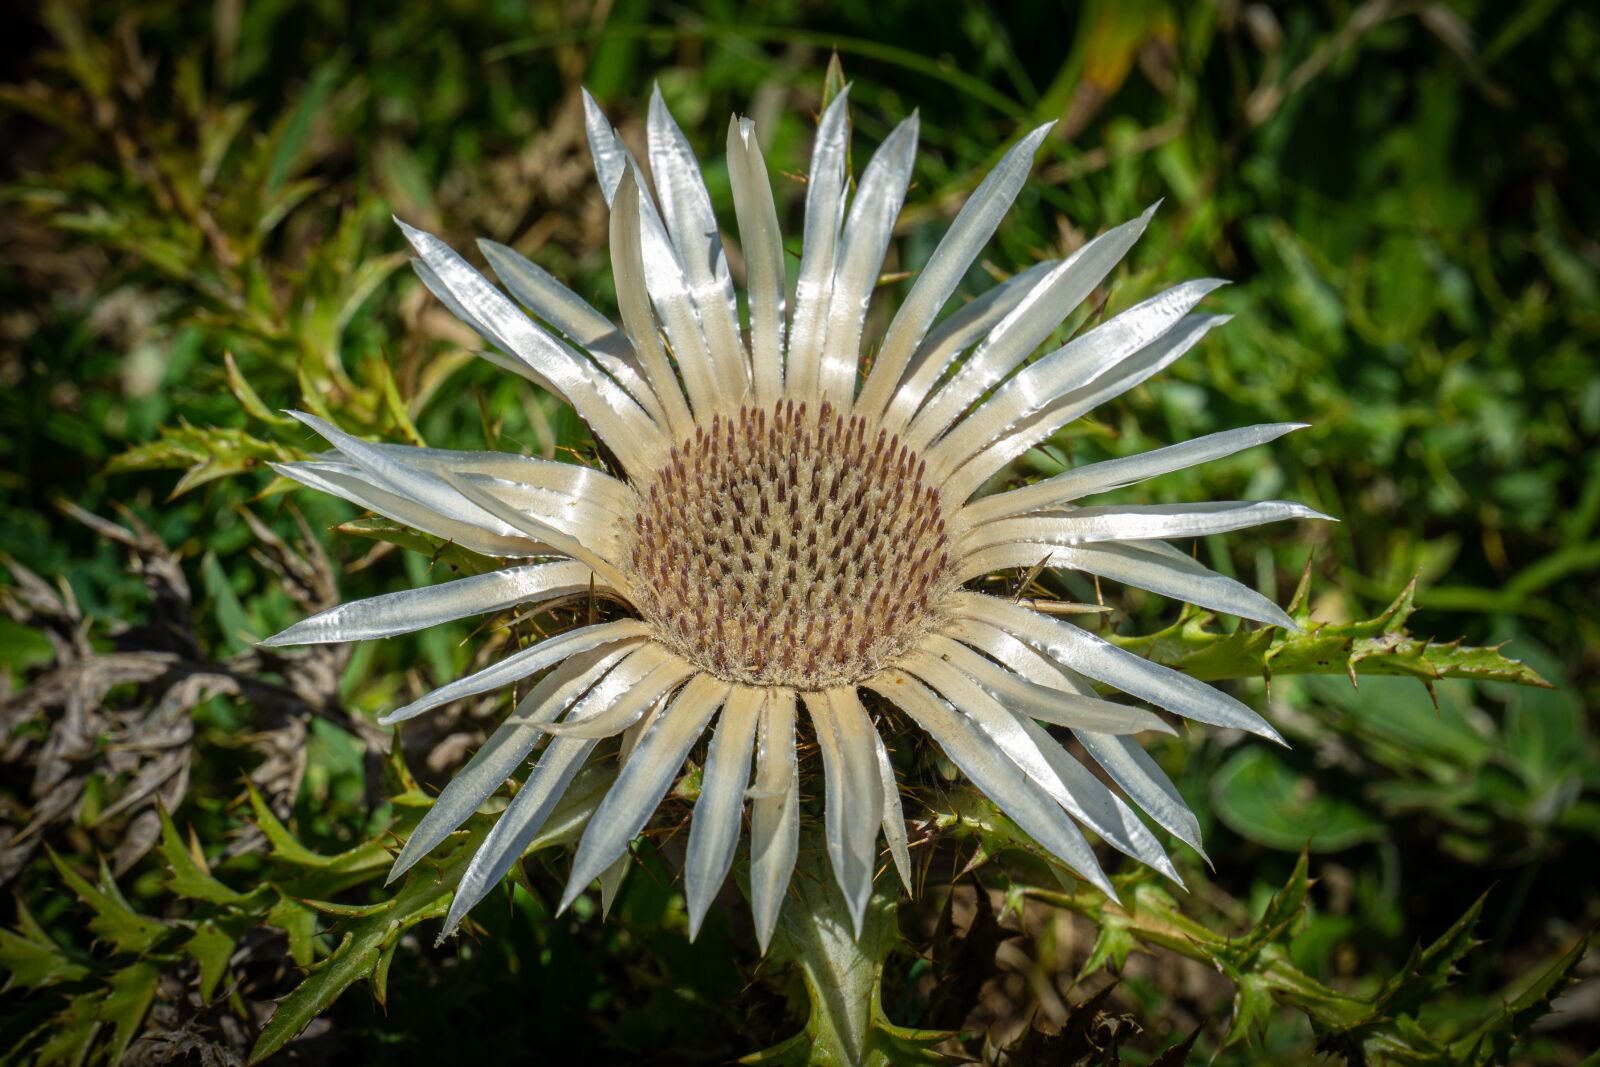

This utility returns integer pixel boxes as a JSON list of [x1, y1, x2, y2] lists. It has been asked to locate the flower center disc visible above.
[[627, 401, 954, 690]]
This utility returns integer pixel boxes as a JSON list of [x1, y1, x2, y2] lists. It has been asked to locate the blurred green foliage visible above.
[[2, 0, 1596, 1063]]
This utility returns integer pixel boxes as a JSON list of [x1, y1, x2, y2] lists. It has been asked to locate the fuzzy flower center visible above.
[[627, 400, 954, 690]]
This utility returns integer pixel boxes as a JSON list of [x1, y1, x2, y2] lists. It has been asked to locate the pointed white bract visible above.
[[817, 112, 919, 407], [684, 687, 762, 939], [266, 85, 1327, 951], [806, 689, 885, 936], [726, 116, 787, 408], [560, 674, 729, 913], [647, 84, 749, 405], [785, 88, 852, 401], [749, 689, 800, 953], [872, 728, 914, 893]]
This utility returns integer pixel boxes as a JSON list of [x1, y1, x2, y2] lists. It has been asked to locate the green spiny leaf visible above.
[[248, 830, 484, 1063], [1374, 890, 1488, 1016], [1448, 932, 1589, 1065], [1077, 912, 1136, 978], [158, 808, 250, 905], [225, 351, 294, 425], [745, 848, 950, 1067], [1250, 847, 1311, 946], [0, 899, 91, 991], [245, 783, 393, 877], [249, 762, 615, 1062], [1220, 971, 1274, 1052], [107, 421, 288, 498], [266, 897, 320, 969], [182, 922, 238, 1003], [101, 960, 161, 1063], [45, 848, 169, 956], [32, 992, 101, 1067]]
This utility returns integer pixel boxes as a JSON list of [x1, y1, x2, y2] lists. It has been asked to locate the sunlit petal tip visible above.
[[1090, 871, 1120, 906], [384, 846, 428, 887], [1292, 504, 1338, 523], [556, 878, 588, 917], [1269, 610, 1304, 634], [392, 215, 429, 245], [255, 628, 298, 649]]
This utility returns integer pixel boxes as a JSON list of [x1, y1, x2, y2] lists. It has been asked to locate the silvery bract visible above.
[[265, 85, 1328, 951]]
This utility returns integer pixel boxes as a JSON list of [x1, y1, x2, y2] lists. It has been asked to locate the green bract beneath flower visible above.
[[265, 81, 1329, 953]]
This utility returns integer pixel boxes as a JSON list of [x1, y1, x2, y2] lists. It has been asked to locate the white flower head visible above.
[[265, 83, 1329, 950]]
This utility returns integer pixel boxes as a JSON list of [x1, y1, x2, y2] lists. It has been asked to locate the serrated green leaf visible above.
[[1111, 579, 1552, 690], [45, 848, 169, 956], [158, 808, 249, 904], [182, 922, 237, 1003], [1250, 847, 1311, 946], [248, 826, 487, 1063], [1220, 972, 1274, 1051], [1375, 891, 1487, 1017], [245, 763, 613, 1064], [102, 960, 161, 1063], [245, 783, 392, 876], [33, 992, 102, 1067], [1448, 932, 1589, 1065], [225, 351, 294, 425], [267, 897, 320, 969], [1078, 914, 1136, 978], [743, 842, 952, 1067], [107, 422, 288, 497], [0, 926, 91, 991]]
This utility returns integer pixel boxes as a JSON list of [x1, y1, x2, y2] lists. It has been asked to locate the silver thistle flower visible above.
[[264, 84, 1329, 950]]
